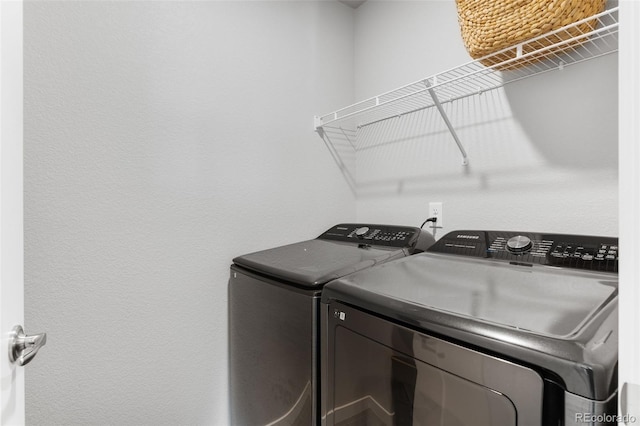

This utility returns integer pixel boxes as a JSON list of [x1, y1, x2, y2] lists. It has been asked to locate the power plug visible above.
[[428, 202, 443, 228]]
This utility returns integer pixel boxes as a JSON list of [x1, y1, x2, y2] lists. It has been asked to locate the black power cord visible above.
[[420, 217, 438, 229]]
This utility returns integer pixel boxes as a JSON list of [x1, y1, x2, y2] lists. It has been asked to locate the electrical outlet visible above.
[[428, 202, 443, 228]]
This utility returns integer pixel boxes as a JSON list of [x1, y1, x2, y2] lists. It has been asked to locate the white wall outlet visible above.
[[428, 202, 443, 228]]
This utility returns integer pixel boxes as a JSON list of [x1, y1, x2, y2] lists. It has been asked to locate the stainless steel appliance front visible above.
[[321, 302, 543, 426], [229, 223, 434, 425], [320, 230, 619, 426]]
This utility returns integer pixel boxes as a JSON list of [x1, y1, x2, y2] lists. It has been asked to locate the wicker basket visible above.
[[455, 0, 607, 68]]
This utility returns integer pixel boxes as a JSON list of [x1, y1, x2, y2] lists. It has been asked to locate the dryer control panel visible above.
[[428, 230, 618, 273], [318, 223, 430, 251]]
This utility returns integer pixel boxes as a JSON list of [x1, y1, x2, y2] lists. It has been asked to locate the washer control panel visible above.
[[318, 223, 422, 249], [429, 230, 618, 272]]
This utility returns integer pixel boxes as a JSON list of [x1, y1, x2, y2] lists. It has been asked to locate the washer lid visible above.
[[233, 239, 404, 288], [322, 253, 617, 338]]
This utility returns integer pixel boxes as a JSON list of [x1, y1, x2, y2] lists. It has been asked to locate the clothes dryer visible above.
[[321, 230, 618, 426]]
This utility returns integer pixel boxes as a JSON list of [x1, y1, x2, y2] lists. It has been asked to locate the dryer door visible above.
[[322, 302, 544, 426]]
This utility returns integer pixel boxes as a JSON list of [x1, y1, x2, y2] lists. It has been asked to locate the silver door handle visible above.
[[8, 325, 47, 366]]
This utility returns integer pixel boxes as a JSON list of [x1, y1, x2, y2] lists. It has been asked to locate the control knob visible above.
[[506, 235, 533, 254], [354, 227, 370, 238]]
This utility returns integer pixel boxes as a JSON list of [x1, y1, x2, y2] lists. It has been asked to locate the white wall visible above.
[[23, 2, 354, 424], [618, 0, 640, 419], [353, 1, 618, 237], [22, 0, 621, 423]]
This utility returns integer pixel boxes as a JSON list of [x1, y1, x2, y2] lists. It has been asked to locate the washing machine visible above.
[[229, 223, 435, 426], [321, 230, 618, 426]]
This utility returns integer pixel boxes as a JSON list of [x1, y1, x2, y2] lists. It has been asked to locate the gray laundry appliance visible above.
[[321, 230, 618, 426], [229, 223, 435, 426]]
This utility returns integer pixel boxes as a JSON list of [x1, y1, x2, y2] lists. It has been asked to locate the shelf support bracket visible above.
[[314, 124, 357, 194], [426, 85, 469, 166]]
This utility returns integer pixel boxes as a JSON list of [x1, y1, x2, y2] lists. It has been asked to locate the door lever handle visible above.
[[8, 325, 47, 366]]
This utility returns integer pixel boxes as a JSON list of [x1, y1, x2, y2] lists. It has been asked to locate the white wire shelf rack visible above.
[[314, 6, 619, 171]]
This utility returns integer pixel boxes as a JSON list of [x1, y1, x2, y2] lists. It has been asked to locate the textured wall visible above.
[[353, 1, 618, 237], [23, 1, 619, 424], [24, 2, 354, 424]]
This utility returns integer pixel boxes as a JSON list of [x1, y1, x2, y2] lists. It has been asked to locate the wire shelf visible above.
[[314, 6, 618, 173]]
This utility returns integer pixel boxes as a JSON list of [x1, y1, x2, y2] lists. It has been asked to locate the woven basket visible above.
[[455, 0, 607, 68]]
